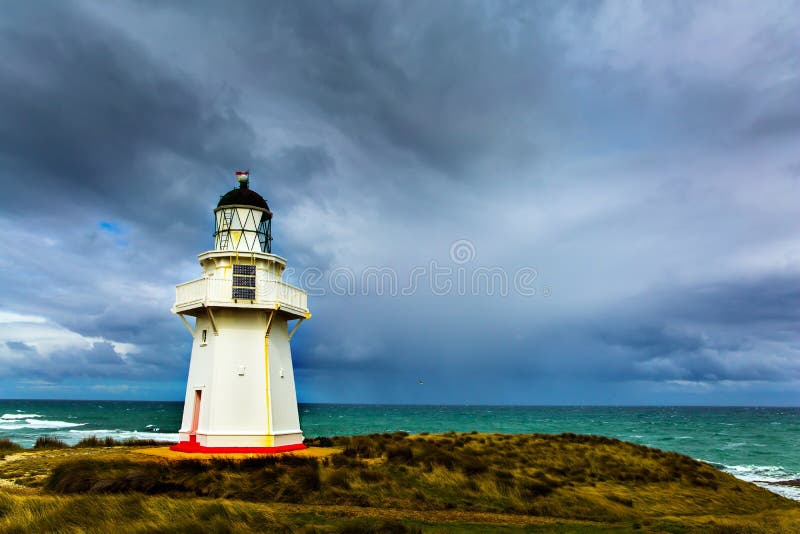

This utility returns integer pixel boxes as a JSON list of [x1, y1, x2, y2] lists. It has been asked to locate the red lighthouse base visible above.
[[169, 437, 306, 454]]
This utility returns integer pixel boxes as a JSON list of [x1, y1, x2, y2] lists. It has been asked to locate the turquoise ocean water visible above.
[[1, 400, 798, 499]]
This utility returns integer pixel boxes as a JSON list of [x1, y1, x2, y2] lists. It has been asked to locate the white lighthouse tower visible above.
[[171, 171, 309, 453]]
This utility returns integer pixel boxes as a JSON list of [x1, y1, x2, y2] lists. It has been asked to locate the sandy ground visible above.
[[134, 446, 341, 461]]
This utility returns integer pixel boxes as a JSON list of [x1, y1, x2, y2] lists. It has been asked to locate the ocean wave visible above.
[[1, 413, 42, 420], [753, 483, 800, 501], [0, 418, 85, 429], [25, 419, 85, 429], [721, 442, 748, 449], [716, 463, 800, 501], [722, 464, 794, 482], [695, 459, 800, 501], [67, 429, 179, 443]]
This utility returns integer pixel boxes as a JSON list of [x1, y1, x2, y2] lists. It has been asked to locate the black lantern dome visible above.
[[217, 182, 272, 218]]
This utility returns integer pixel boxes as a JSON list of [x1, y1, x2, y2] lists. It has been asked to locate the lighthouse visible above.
[[170, 171, 309, 453]]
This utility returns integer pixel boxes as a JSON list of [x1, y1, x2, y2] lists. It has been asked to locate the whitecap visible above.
[[754, 483, 800, 501], [697, 461, 800, 501], [1, 413, 42, 420], [721, 442, 748, 449], [25, 419, 85, 429], [722, 464, 793, 482], [721, 464, 800, 500]]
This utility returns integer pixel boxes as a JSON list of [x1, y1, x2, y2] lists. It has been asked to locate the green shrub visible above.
[[74, 436, 116, 448], [343, 435, 380, 458], [327, 468, 350, 489], [0, 438, 23, 451], [46, 459, 177, 494], [34, 436, 68, 449], [493, 469, 514, 488], [459, 454, 488, 476], [606, 494, 634, 507], [332, 453, 361, 468], [306, 436, 334, 447], [386, 444, 414, 464], [0, 438, 23, 459], [520, 477, 556, 497], [358, 468, 384, 483], [293, 464, 321, 492], [335, 518, 420, 534]]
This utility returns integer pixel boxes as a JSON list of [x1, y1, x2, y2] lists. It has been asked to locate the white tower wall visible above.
[[176, 309, 303, 449]]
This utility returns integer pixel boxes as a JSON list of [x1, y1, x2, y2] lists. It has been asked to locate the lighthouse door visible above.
[[190, 390, 202, 442]]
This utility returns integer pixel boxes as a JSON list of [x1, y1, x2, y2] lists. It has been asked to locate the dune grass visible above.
[[0, 439, 23, 460], [73, 436, 164, 448], [32, 436, 69, 450], [1, 432, 799, 532], [0, 491, 640, 533], [1, 435, 169, 454]]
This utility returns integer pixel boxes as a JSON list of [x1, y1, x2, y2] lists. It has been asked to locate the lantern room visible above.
[[214, 171, 273, 253]]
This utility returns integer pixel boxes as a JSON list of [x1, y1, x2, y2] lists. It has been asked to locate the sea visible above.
[[1, 401, 798, 500]]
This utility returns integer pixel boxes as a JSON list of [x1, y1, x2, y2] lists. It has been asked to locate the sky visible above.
[[0, 1, 798, 405]]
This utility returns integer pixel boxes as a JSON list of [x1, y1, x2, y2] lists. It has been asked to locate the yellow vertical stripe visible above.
[[264, 334, 271, 436]]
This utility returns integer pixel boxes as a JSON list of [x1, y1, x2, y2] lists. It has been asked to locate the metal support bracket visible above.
[[288, 315, 309, 340], [204, 306, 219, 336], [178, 314, 195, 337], [265, 309, 275, 338]]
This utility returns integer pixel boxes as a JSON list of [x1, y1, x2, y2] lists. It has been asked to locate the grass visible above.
[[0, 439, 23, 461], [73, 436, 164, 448], [1, 432, 799, 532], [33, 437, 68, 450], [2, 436, 168, 453], [0, 492, 634, 533]]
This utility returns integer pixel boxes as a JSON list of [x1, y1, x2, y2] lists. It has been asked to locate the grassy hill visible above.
[[1, 432, 798, 532]]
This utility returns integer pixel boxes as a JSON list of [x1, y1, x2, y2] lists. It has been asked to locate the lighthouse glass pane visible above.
[[214, 208, 271, 252], [257, 220, 271, 253]]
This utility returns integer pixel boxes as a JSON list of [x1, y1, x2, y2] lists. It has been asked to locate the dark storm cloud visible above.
[[0, 2, 267, 388], [1, 1, 799, 402], [599, 326, 707, 360], [154, 1, 566, 180], [2, 343, 122, 381], [590, 274, 800, 383], [602, 274, 800, 353], [668, 276, 800, 327], [274, 1, 559, 176], [0, 2, 255, 227]]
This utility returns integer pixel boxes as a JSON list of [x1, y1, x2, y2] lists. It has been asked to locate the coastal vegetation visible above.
[[0, 432, 798, 532], [0, 439, 22, 461]]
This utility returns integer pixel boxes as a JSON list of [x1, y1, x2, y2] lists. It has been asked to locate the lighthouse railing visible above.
[[175, 277, 307, 313], [258, 280, 307, 311], [175, 277, 206, 306], [206, 277, 233, 301]]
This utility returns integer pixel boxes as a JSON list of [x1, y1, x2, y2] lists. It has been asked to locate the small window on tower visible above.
[[232, 264, 256, 300], [201, 329, 208, 345]]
